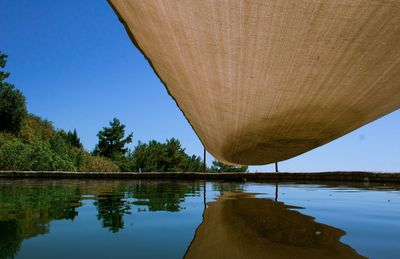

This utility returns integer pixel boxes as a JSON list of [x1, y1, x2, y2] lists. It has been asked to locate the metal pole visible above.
[[203, 147, 206, 173], [275, 162, 279, 173], [203, 181, 207, 208]]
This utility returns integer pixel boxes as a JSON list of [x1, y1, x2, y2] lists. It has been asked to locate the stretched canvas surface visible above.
[[109, 0, 400, 165]]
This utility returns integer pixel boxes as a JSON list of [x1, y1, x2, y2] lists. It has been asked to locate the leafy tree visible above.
[[50, 129, 82, 151], [130, 140, 164, 172], [210, 160, 248, 172], [93, 118, 133, 159], [129, 138, 204, 172], [0, 52, 27, 134], [182, 155, 204, 172], [0, 139, 77, 171], [49, 131, 71, 155], [66, 129, 82, 148], [19, 114, 54, 143], [163, 138, 188, 171]]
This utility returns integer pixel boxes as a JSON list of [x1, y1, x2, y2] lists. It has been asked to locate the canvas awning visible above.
[[109, 0, 400, 165]]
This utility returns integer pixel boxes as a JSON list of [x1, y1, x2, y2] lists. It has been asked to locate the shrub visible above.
[[28, 142, 76, 171], [0, 140, 76, 171], [0, 139, 28, 170], [78, 153, 119, 172], [0, 132, 16, 146], [19, 114, 54, 144]]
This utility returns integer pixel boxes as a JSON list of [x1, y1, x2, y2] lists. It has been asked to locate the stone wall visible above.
[[1, 171, 400, 183]]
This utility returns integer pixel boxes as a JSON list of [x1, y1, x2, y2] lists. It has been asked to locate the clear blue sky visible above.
[[1, 0, 399, 172]]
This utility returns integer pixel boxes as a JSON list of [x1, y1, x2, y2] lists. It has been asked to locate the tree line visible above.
[[0, 52, 248, 172]]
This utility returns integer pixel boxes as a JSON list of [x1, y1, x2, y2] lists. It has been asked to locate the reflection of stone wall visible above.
[[186, 192, 365, 259]]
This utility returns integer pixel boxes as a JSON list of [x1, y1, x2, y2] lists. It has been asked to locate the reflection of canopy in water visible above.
[[109, 1, 400, 165], [185, 192, 364, 259]]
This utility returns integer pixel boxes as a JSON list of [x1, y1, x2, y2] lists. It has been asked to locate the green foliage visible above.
[[0, 52, 27, 134], [210, 160, 248, 172], [0, 139, 77, 171], [19, 114, 54, 143], [129, 138, 204, 172], [94, 118, 133, 159], [0, 140, 27, 170], [78, 152, 119, 172], [49, 129, 82, 153], [0, 52, 10, 82], [112, 154, 134, 172], [49, 131, 72, 155], [0, 113, 118, 172], [0, 132, 17, 145], [66, 129, 82, 148]]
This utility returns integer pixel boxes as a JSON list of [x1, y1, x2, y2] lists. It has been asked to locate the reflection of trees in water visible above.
[[0, 221, 21, 259], [94, 181, 201, 232], [0, 180, 204, 257], [1, 180, 391, 258], [131, 181, 201, 212], [94, 192, 131, 233], [1, 180, 397, 258], [0, 183, 81, 258], [0, 180, 203, 249], [211, 181, 245, 195]]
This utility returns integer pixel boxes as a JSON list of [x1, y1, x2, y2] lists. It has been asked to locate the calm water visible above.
[[0, 180, 399, 259]]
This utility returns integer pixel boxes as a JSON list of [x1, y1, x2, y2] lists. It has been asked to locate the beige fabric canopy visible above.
[[109, 0, 400, 165]]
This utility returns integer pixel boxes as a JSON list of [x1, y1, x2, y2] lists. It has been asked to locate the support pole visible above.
[[203, 181, 207, 208], [203, 147, 206, 173], [275, 162, 279, 173]]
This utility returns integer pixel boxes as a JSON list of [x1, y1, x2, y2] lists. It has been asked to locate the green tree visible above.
[[129, 138, 204, 172], [0, 139, 76, 171], [19, 114, 54, 143], [0, 52, 27, 134], [93, 118, 133, 159], [66, 129, 82, 148], [49, 131, 71, 155], [210, 160, 248, 173], [52, 129, 82, 149]]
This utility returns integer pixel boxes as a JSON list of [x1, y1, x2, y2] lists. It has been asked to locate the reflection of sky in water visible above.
[[0, 180, 398, 259]]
